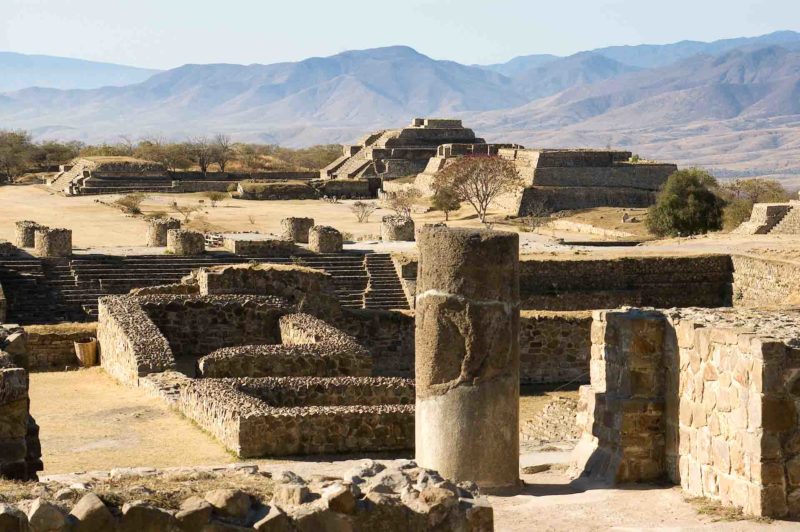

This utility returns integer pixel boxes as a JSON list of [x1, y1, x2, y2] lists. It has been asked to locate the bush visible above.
[[114, 193, 148, 215], [431, 186, 461, 221], [646, 169, 725, 237], [204, 191, 228, 207], [350, 201, 377, 223]]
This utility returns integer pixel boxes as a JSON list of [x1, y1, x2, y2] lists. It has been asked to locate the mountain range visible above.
[[1, 30, 800, 185]]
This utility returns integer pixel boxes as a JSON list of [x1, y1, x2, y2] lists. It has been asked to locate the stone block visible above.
[[381, 216, 415, 242], [34, 228, 71, 257], [281, 217, 315, 243], [308, 226, 343, 253], [167, 229, 205, 256]]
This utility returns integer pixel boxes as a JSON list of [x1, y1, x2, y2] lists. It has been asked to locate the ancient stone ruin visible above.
[[415, 226, 520, 492], [145, 217, 181, 247], [381, 215, 415, 242], [572, 307, 800, 518], [309, 225, 344, 253], [166, 229, 205, 256], [34, 228, 72, 258], [321, 118, 485, 181], [734, 201, 800, 234], [281, 217, 315, 243], [15, 221, 45, 248]]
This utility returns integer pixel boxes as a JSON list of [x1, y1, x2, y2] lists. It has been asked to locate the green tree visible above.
[[718, 178, 791, 230], [431, 186, 461, 221], [646, 169, 726, 237], [0, 130, 35, 182]]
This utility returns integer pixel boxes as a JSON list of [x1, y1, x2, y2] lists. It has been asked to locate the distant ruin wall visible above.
[[518, 186, 656, 214], [338, 309, 415, 377], [520, 311, 592, 384], [731, 255, 800, 307], [531, 164, 676, 190], [520, 255, 733, 310]]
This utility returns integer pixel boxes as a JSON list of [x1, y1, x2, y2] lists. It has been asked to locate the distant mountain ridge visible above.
[[0, 52, 160, 92], [1, 31, 800, 184]]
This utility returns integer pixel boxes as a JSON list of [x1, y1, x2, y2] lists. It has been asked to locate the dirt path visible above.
[[29, 368, 239, 475]]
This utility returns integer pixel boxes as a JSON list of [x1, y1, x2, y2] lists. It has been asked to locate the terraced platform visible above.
[[0, 252, 409, 324]]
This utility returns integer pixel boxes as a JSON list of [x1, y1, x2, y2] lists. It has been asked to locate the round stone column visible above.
[[167, 229, 205, 256], [308, 226, 343, 253], [381, 216, 415, 242], [415, 226, 520, 492], [15, 221, 44, 248], [146, 218, 181, 247]]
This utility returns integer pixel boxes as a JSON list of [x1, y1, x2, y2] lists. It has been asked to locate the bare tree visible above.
[[350, 201, 377, 223], [213, 134, 233, 172], [171, 202, 202, 222], [432, 156, 522, 223], [381, 188, 421, 219], [519, 201, 552, 232], [188, 137, 213, 175]]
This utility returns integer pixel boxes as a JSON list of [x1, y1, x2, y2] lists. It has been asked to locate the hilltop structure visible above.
[[320, 118, 486, 181]]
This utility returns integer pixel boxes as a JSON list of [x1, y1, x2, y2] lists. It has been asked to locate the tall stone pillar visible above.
[[415, 226, 520, 491]]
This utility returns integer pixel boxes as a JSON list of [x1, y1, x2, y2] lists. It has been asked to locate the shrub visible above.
[[646, 169, 725, 237], [204, 191, 228, 207], [350, 201, 377, 223], [114, 193, 148, 215], [382, 189, 421, 219]]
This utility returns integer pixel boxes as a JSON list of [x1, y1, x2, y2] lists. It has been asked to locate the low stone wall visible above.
[[23, 323, 97, 372], [198, 313, 371, 378], [221, 235, 296, 257], [237, 181, 318, 200], [178, 376, 415, 457], [194, 263, 341, 319], [97, 296, 174, 385], [732, 254, 800, 307], [312, 178, 374, 199], [0, 350, 42, 480], [572, 307, 800, 518], [521, 255, 733, 310], [339, 308, 415, 377], [139, 295, 286, 357], [518, 186, 656, 214], [520, 311, 591, 384]]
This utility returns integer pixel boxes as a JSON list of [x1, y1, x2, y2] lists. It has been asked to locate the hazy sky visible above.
[[1, 0, 798, 69]]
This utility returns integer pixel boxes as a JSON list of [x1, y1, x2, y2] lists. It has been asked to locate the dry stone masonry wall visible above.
[[572, 307, 800, 518], [309, 225, 343, 253], [15, 221, 45, 248], [281, 217, 315, 243], [166, 229, 205, 256], [381, 216, 416, 242], [34, 228, 71, 258], [145, 218, 180, 247]]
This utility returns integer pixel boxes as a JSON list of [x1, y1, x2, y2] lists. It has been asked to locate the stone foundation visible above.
[[309, 225, 343, 253], [166, 229, 205, 256], [178, 376, 415, 457], [731, 254, 800, 307], [145, 218, 180, 246], [281, 217, 315, 243], [381, 216, 415, 241], [23, 323, 97, 372], [34, 228, 71, 258]]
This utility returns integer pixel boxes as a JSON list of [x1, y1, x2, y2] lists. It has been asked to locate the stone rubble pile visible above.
[[0, 461, 493, 531]]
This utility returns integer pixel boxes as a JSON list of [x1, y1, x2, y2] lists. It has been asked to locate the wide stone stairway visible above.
[[0, 252, 409, 324]]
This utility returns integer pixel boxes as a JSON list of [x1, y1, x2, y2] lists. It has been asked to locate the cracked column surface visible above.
[[415, 226, 520, 491]]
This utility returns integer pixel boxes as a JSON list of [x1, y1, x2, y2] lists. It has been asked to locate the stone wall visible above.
[[146, 218, 180, 247], [198, 313, 371, 378], [221, 236, 296, 257], [167, 229, 205, 256], [309, 225, 343, 253], [34, 228, 71, 258], [519, 311, 592, 384], [338, 309, 415, 377], [0, 350, 42, 480], [177, 376, 415, 457], [139, 296, 286, 357], [572, 307, 800, 518], [23, 323, 97, 372], [521, 255, 733, 310], [0, 281, 6, 323], [732, 254, 800, 307], [97, 296, 174, 385]]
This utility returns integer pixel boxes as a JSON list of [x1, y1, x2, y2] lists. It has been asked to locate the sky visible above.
[[1, 0, 798, 69]]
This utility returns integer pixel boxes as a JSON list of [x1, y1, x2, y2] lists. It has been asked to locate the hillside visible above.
[[1, 32, 800, 183], [0, 52, 160, 92]]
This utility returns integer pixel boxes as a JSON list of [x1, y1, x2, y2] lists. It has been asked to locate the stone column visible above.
[[381, 216, 415, 242], [308, 226, 343, 253], [167, 229, 205, 256], [281, 217, 315, 243], [146, 218, 181, 247], [415, 226, 520, 491], [15, 221, 44, 248], [34, 228, 71, 258]]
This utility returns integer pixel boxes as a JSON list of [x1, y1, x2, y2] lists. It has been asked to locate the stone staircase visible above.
[[0, 252, 409, 324], [363, 254, 411, 310], [769, 205, 800, 234]]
